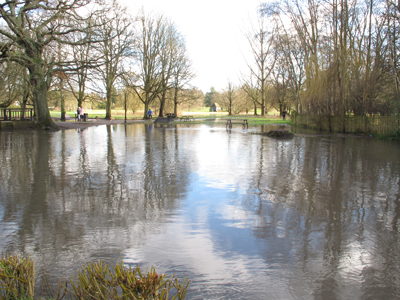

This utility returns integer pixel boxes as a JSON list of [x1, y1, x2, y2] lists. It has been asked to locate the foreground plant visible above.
[[0, 254, 190, 300], [58, 259, 190, 300], [0, 254, 35, 299]]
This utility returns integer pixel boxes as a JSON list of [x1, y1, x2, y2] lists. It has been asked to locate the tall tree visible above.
[[386, 0, 400, 105], [129, 12, 167, 119], [204, 87, 217, 107], [0, 0, 104, 128], [241, 75, 261, 115], [65, 18, 98, 110], [221, 82, 236, 115], [270, 63, 289, 116], [172, 44, 194, 116], [157, 20, 179, 117], [95, 0, 134, 119], [243, 15, 277, 116], [260, 0, 392, 120]]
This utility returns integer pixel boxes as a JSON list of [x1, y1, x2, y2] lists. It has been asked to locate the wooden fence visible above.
[[291, 113, 400, 135], [0, 108, 34, 121]]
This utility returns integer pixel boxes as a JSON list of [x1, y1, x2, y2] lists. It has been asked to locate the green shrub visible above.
[[375, 129, 400, 140], [97, 102, 107, 109], [62, 260, 190, 300]]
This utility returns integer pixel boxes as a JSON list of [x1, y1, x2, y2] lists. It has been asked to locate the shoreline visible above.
[[55, 118, 377, 139], [54, 118, 150, 130], [5, 117, 389, 139]]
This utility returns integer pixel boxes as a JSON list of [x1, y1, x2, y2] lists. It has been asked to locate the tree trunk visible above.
[[60, 90, 65, 121], [78, 96, 83, 109], [21, 85, 30, 120], [143, 92, 150, 119], [58, 43, 66, 121], [339, 0, 348, 133], [60, 82, 66, 121], [261, 79, 265, 116], [29, 65, 57, 129], [106, 86, 112, 119], [143, 102, 149, 119], [173, 87, 178, 117], [159, 90, 166, 117], [124, 92, 127, 123]]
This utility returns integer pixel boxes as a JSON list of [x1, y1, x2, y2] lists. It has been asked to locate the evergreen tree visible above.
[[204, 87, 216, 107]]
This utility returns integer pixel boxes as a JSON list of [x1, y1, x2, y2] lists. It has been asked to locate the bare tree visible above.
[[129, 12, 167, 119], [386, 0, 400, 105], [175, 88, 203, 112], [243, 15, 277, 116], [267, 11, 306, 113], [236, 87, 255, 114], [241, 74, 261, 115], [220, 82, 236, 115], [171, 37, 194, 116], [270, 63, 290, 116], [0, 0, 105, 128], [157, 20, 180, 117], [95, 0, 134, 119], [0, 60, 29, 108], [65, 19, 98, 111]]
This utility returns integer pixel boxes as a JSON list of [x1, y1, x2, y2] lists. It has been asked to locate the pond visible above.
[[1, 123, 400, 299]]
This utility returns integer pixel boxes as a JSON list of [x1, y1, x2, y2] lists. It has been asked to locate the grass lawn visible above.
[[50, 110, 291, 125]]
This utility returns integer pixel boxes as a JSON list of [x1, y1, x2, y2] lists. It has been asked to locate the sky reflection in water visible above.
[[0, 123, 399, 299]]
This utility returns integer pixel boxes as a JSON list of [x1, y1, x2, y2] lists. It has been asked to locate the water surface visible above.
[[1, 123, 399, 299]]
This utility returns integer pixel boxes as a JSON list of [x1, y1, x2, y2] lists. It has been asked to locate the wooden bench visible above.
[[166, 113, 175, 119], [226, 119, 248, 129], [179, 116, 194, 121]]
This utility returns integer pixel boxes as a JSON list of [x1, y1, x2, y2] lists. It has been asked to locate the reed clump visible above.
[[1, 254, 190, 300], [0, 254, 35, 299]]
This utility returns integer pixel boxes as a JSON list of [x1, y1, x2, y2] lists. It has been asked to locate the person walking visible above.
[[77, 107, 81, 120], [148, 109, 153, 119]]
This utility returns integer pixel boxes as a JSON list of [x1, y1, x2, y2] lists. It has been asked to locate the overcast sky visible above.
[[121, 0, 262, 93]]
